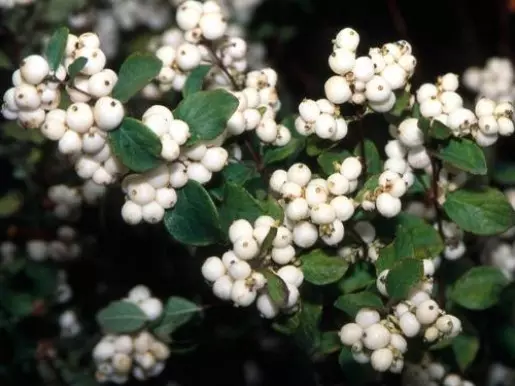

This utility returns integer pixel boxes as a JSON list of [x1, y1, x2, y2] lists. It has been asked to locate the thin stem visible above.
[[356, 109, 368, 178], [244, 137, 263, 171], [430, 156, 445, 240], [203, 41, 241, 91]]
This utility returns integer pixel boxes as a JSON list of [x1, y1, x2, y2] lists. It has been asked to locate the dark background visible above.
[[1, 0, 515, 385]]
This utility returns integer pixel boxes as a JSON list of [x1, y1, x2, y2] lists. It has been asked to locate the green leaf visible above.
[[263, 136, 305, 165], [375, 243, 397, 273], [164, 181, 222, 246], [386, 258, 423, 300], [318, 331, 341, 355], [300, 249, 349, 285], [389, 90, 411, 117], [152, 297, 202, 342], [334, 291, 384, 318], [443, 188, 515, 236], [25, 262, 57, 298], [395, 214, 444, 259], [182, 65, 211, 98], [4, 293, 34, 318], [259, 226, 278, 257], [452, 334, 479, 372], [218, 183, 263, 232], [260, 196, 284, 220], [354, 140, 381, 174], [450, 266, 509, 310], [262, 270, 289, 307], [433, 138, 487, 175], [221, 162, 259, 185], [174, 89, 239, 146], [339, 347, 375, 384], [493, 162, 515, 185], [272, 312, 300, 335], [111, 53, 162, 103], [45, 27, 69, 71], [293, 302, 322, 356], [0, 50, 12, 69], [66, 57, 87, 80], [306, 136, 332, 156], [108, 117, 162, 172], [338, 264, 375, 294], [96, 301, 147, 333], [317, 151, 350, 176], [0, 191, 23, 217], [429, 120, 452, 140]]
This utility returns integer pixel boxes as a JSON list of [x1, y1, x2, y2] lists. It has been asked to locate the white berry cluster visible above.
[[59, 309, 82, 338], [337, 221, 384, 263], [270, 161, 362, 248], [25, 226, 81, 262], [360, 169, 413, 218], [109, 0, 170, 32], [294, 98, 348, 141], [437, 220, 466, 261], [93, 331, 170, 384], [2, 54, 64, 128], [487, 363, 515, 386], [0, 0, 34, 8], [403, 359, 474, 386], [201, 215, 303, 318], [124, 285, 164, 321], [463, 57, 515, 102], [325, 28, 415, 111], [47, 184, 83, 220], [482, 241, 515, 279], [339, 288, 461, 373]]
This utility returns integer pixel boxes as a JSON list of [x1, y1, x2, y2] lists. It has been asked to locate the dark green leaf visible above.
[[25, 262, 57, 298], [443, 188, 515, 235], [429, 120, 452, 140], [221, 162, 259, 185], [108, 117, 162, 172], [260, 196, 284, 220], [174, 89, 239, 146], [218, 182, 263, 232], [452, 334, 479, 372], [111, 53, 162, 103], [395, 214, 444, 259], [164, 181, 222, 246], [0, 191, 23, 217], [355, 174, 380, 202], [263, 136, 305, 165], [389, 90, 411, 117], [306, 136, 332, 156], [66, 57, 87, 80], [5, 293, 33, 318], [317, 151, 350, 176], [0, 50, 12, 69], [334, 291, 383, 317], [182, 65, 211, 98], [96, 301, 147, 333], [433, 138, 487, 175], [354, 140, 381, 174], [45, 27, 69, 71], [259, 226, 278, 257], [338, 264, 375, 294], [272, 312, 300, 335], [152, 297, 202, 342], [318, 331, 341, 355], [375, 243, 397, 273], [300, 249, 349, 285], [386, 258, 423, 300], [293, 302, 322, 355], [450, 266, 509, 310], [493, 162, 515, 185], [263, 270, 289, 307]]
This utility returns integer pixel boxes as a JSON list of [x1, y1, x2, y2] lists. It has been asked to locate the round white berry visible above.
[[416, 83, 438, 103], [139, 298, 163, 321], [199, 12, 227, 40], [353, 56, 375, 82], [292, 221, 318, 248], [256, 294, 279, 319], [287, 163, 312, 187], [329, 48, 356, 75], [314, 113, 337, 139], [324, 76, 351, 104], [142, 201, 165, 224], [399, 312, 421, 337], [88, 69, 117, 98], [273, 227, 293, 248], [212, 275, 233, 300], [229, 219, 254, 244], [355, 308, 380, 328], [320, 219, 345, 246], [269, 169, 288, 193], [335, 28, 359, 51], [330, 196, 355, 222], [498, 117, 515, 136], [416, 299, 440, 325], [271, 245, 295, 265], [365, 76, 392, 103], [277, 265, 304, 287], [228, 260, 252, 280], [362, 323, 391, 350], [155, 188, 177, 209], [371, 348, 394, 372], [201, 256, 226, 282], [233, 236, 259, 260], [14, 84, 41, 110], [376, 192, 401, 218], [187, 162, 212, 184], [475, 98, 496, 117], [298, 99, 320, 122], [339, 323, 363, 346], [20, 55, 49, 85], [286, 198, 309, 221], [440, 73, 459, 92], [381, 64, 407, 89], [281, 181, 303, 200], [340, 157, 362, 180], [94, 97, 124, 131], [376, 270, 389, 296], [231, 279, 256, 307]]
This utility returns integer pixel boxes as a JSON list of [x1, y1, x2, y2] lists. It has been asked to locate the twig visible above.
[[356, 109, 368, 178], [430, 156, 445, 240], [203, 40, 241, 90], [244, 137, 263, 171]]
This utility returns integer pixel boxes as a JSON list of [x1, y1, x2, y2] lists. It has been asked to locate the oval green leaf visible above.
[[450, 266, 509, 310], [218, 182, 264, 233], [263, 270, 289, 308], [300, 249, 349, 285], [111, 53, 162, 103], [164, 180, 222, 246], [67, 56, 87, 80], [433, 138, 487, 175], [152, 297, 202, 342], [96, 300, 148, 333], [443, 188, 515, 236], [182, 64, 212, 98], [334, 291, 384, 318], [108, 117, 162, 172], [386, 258, 423, 300], [174, 89, 239, 146], [45, 27, 69, 71]]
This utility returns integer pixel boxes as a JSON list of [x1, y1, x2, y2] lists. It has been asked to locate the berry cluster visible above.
[[270, 161, 361, 248], [403, 358, 474, 386], [25, 226, 81, 262], [295, 98, 348, 140], [2, 54, 64, 128], [337, 221, 384, 263], [201, 216, 303, 318], [325, 28, 415, 111], [93, 286, 168, 383], [463, 57, 515, 102], [437, 220, 467, 261], [59, 309, 82, 338]]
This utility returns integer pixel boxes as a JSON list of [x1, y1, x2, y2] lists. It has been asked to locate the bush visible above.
[[1, 1, 515, 385]]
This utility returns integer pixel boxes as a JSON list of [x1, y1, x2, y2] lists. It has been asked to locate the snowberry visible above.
[[286, 198, 309, 221], [398, 118, 424, 147], [199, 12, 227, 40], [339, 323, 363, 346], [340, 157, 362, 180], [447, 315, 462, 337], [330, 196, 355, 222], [371, 348, 394, 372], [273, 227, 293, 248], [420, 99, 443, 118], [365, 76, 392, 103], [254, 216, 276, 228], [355, 308, 380, 328], [142, 202, 165, 224], [271, 245, 296, 264], [310, 203, 336, 225], [256, 294, 279, 319], [327, 173, 350, 195], [277, 265, 304, 287], [298, 99, 320, 122], [20, 55, 49, 85], [281, 181, 303, 200], [187, 162, 212, 184], [314, 113, 336, 139], [324, 76, 351, 104], [376, 192, 401, 218], [416, 299, 440, 325], [335, 28, 360, 51], [498, 117, 515, 136], [233, 236, 259, 260], [362, 323, 391, 350], [202, 256, 226, 282], [201, 147, 228, 172], [292, 221, 318, 248], [139, 298, 163, 321], [353, 56, 375, 82], [376, 270, 389, 296], [320, 220, 345, 245], [369, 92, 396, 112], [94, 97, 124, 131], [399, 312, 421, 337], [212, 275, 233, 300], [121, 201, 143, 225], [93, 340, 115, 362], [417, 83, 438, 103], [439, 73, 459, 92], [228, 260, 252, 280], [256, 119, 278, 143], [231, 280, 256, 307], [329, 48, 356, 75], [390, 333, 407, 353], [229, 220, 254, 244], [286, 164, 311, 187], [382, 64, 407, 89], [155, 188, 177, 209], [274, 125, 292, 146], [305, 183, 328, 206], [14, 84, 40, 110]]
